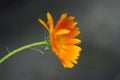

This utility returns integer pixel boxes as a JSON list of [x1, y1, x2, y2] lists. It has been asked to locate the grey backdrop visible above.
[[0, 0, 120, 80]]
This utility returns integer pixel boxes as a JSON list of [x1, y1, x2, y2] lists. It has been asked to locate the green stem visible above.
[[0, 40, 48, 64]]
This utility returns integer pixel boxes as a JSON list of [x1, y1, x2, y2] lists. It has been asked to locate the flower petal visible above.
[[64, 38, 81, 45], [38, 18, 50, 32], [55, 45, 81, 68], [47, 12, 54, 33], [55, 13, 67, 30], [63, 27, 80, 38], [55, 15, 76, 30], [55, 29, 70, 35]]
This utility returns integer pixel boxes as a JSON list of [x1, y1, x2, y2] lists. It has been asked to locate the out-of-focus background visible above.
[[0, 0, 120, 80]]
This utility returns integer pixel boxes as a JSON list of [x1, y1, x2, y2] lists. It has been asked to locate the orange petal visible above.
[[38, 18, 50, 32], [47, 12, 54, 33], [55, 13, 67, 30], [63, 28, 80, 38], [55, 15, 76, 30], [55, 29, 70, 35], [58, 54, 74, 68], [54, 45, 81, 68], [64, 45, 81, 58], [64, 38, 81, 45]]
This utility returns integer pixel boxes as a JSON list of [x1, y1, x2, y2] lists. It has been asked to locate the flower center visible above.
[[56, 36, 63, 47]]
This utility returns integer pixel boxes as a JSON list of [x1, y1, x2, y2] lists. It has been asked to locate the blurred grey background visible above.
[[0, 0, 120, 80]]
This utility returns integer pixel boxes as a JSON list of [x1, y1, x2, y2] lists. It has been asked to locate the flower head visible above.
[[38, 12, 82, 68]]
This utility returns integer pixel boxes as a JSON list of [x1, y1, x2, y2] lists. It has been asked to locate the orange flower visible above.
[[38, 12, 82, 68]]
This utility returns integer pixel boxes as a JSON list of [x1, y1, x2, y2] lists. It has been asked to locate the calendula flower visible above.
[[38, 12, 82, 68]]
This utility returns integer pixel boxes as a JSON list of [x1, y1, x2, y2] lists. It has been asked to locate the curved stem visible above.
[[0, 40, 48, 64]]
